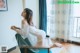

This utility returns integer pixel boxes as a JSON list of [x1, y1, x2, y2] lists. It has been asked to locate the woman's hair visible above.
[[24, 8, 33, 25]]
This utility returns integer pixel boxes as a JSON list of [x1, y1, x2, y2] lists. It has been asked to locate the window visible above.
[[72, 0, 80, 38]]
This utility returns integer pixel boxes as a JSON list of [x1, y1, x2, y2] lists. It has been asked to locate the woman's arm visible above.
[[10, 17, 24, 33], [11, 26, 28, 40], [11, 20, 29, 36], [11, 26, 22, 34]]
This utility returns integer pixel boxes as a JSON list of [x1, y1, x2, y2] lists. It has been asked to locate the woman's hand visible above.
[[11, 26, 17, 30], [11, 26, 21, 33]]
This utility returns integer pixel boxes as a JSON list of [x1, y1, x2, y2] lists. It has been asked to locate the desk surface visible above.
[[20, 39, 56, 48], [19, 42, 51, 48]]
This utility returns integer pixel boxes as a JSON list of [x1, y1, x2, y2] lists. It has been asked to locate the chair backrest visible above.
[[15, 33, 32, 46], [15, 33, 39, 53]]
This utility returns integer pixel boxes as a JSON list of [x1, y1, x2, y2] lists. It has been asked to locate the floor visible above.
[[8, 46, 21, 53], [50, 43, 80, 53], [8, 41, 80, 53]]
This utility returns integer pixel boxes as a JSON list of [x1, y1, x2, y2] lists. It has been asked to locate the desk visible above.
[[15, 34, 55, 53], [20, 40, 53, 53], [20, 43, 50, 53]]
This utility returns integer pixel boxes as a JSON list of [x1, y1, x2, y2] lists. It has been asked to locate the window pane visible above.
[[72, 0, 80, 38], [73, 0, 80, 17]]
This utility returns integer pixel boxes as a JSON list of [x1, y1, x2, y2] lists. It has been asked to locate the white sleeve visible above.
[[17, 25, 29, 39]]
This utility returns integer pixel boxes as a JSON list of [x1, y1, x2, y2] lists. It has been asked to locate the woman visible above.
[[11, 8, 46, 53]]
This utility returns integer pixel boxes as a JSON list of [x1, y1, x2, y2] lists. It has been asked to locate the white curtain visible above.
[[47, 0, 56, 38], [47, 0, 71, 41]]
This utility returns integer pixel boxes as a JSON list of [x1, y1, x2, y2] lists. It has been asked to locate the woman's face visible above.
[[21, 10, 27, 18]]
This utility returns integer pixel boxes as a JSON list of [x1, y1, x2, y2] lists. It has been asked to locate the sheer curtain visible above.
[[46, 0, 57, 38], [56, 4, 71, 41], [47, 0, 71, 41], [47, 0, 56, 38]]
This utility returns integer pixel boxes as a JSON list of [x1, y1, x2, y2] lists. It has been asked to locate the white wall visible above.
[[25, 0, 39, 28], [0, 0, 23, 49]]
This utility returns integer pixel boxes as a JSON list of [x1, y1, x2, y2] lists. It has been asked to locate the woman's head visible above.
[[21, 8, 33, 25]]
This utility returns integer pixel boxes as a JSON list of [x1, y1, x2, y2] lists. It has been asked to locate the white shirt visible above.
[[17, 23, 46, 46]]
